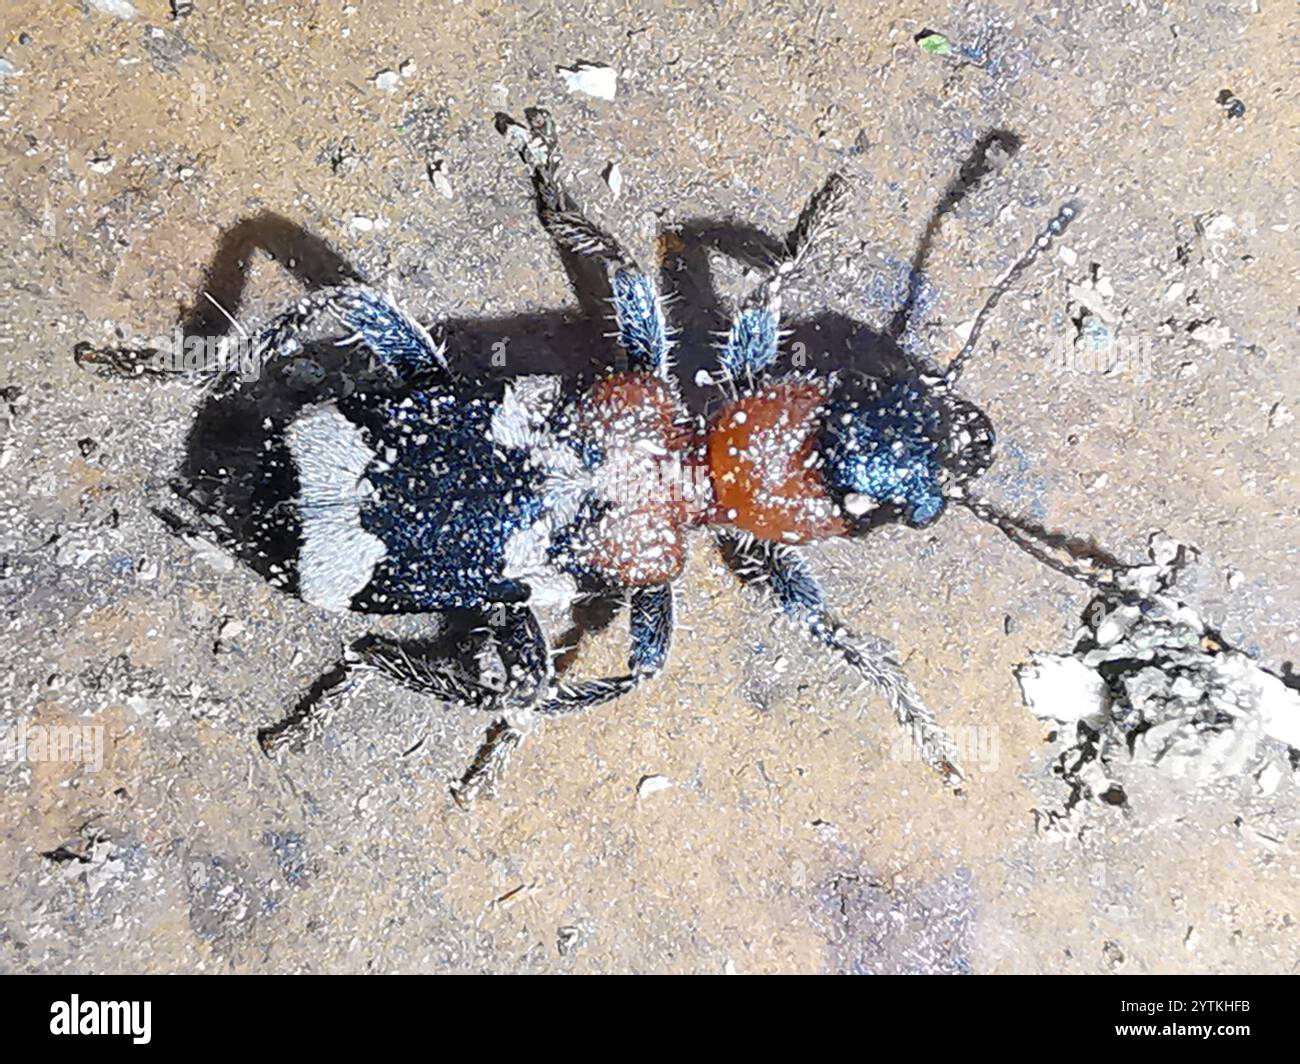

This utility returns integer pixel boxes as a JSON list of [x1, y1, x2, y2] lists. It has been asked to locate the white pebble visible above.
[[637, 774, 672, 799], [603, 162, 622, 198]]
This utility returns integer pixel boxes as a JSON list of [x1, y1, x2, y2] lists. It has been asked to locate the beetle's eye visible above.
[[907, 494, 946, 528]]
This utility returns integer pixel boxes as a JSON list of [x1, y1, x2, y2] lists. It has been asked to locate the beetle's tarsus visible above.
[[74, 340, 168, 380], [451, 718, 525, 806], [258, 655, 356, 755]]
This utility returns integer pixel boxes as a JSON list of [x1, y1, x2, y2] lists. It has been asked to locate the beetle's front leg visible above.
[[497, 107, 673, 378], [717, 531, 963, 787]]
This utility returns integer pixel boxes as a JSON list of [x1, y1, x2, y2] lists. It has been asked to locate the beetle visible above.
[[78, 108, 1130, 802]]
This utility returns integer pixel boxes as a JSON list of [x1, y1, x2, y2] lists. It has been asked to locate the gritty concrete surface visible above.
[[1, 1, 1297, 973]]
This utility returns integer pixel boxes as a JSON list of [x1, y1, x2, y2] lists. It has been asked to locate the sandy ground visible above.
[[1, 0, 1297, 974]]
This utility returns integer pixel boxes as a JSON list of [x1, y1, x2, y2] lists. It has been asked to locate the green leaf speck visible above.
[[918, 33, 953, 56]]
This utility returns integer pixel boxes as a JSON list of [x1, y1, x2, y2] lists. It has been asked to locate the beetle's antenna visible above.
[[956, 491, 1132, 593], [943, 200, 1081, 386]]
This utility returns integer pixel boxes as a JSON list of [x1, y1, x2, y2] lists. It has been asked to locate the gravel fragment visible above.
[[558, 62, 617, 100]]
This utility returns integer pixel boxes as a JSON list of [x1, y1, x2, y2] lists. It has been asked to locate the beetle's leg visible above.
[[716, 174, 848, 387], [450, 717, 525, 807], [256, 652, 361, 755], [453, 587, 673, 803], [534, 583, 674, 717], [237, 285, 447, 391], [73, 339, 186, 381], [259, 605, 549, 758], [322, 285, 449, 379], [498, 107, 672, 378], [717, 530, 963, 787], [77, 284, 446, 389], [257, 634, 491, 756], [450, 587, 668, 803]]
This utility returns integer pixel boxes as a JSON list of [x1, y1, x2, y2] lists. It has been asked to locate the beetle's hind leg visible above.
[[77, 284, 446, 391], [453, 583, 676, 802], [537, 584, 673, 714], [74, 339, 182, 381], [257, 627, 491, 757], [230, 285, 447, 392], [257, 652, 358, 754], [497, 107, 672, 377], [259, 607, 553, 801]]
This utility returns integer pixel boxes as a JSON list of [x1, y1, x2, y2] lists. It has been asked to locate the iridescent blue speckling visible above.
[[819, 380, 947, 526], [719, 306, 780, 380], [611, 268, 670, 373], [340, 386, 547, 611]]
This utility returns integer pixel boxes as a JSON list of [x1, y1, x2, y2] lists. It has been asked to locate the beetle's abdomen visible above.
[[357, 390, 549, 611], [283, 386, 546, 614]]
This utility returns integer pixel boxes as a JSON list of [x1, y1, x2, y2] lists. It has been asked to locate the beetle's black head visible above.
[[817, 371, 994, 533]]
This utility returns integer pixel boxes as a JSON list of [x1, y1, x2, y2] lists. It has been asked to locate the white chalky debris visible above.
[[1189, 320, 1232, 348], [372, 69, 401, 92], [88, 0, 139, 18], [1197, 212, 1235, 241], [637, 774, 672, 798], [558, 62, 618, 101], [87, 154, 116, 175], [1022, 535, 1300, 807], [1017, 654, 1109, 727], [1255, 761, 1283, 796], [428, 162, 454, 200], [603, 161, 622, 198], [183, 534, 235, 573], [1067, 280, 1118, 323]]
